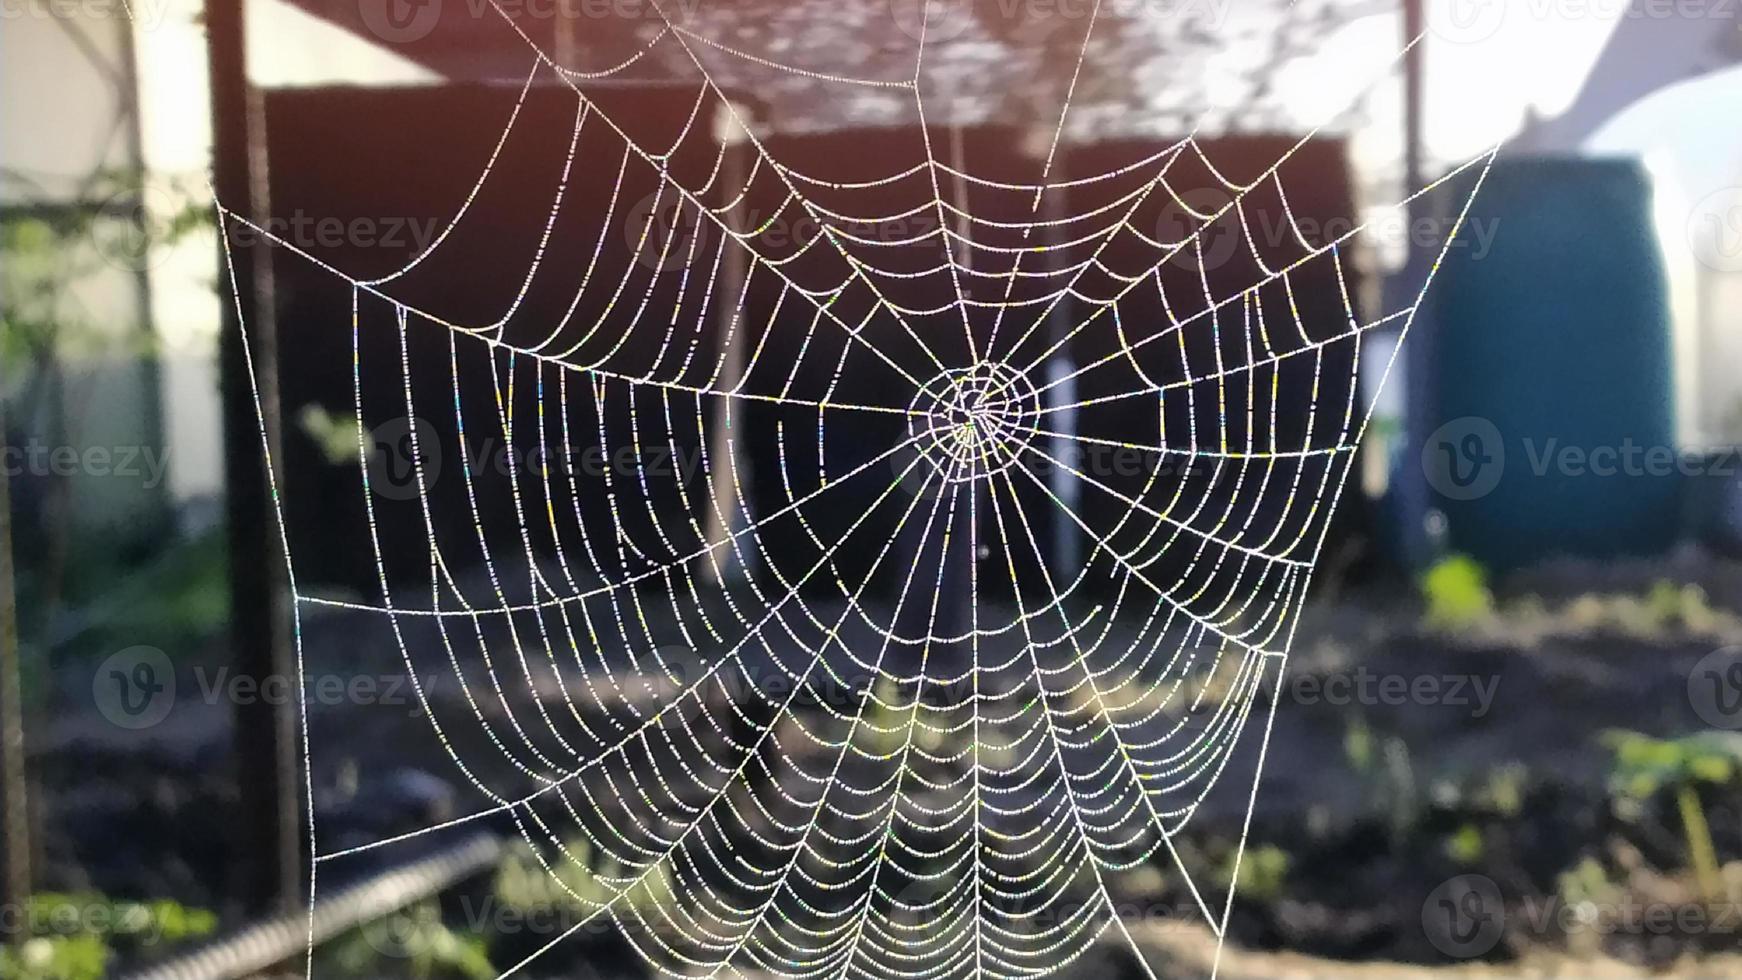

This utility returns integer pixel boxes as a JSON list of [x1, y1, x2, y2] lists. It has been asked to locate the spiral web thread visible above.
[[216, 5, 1499, 979]]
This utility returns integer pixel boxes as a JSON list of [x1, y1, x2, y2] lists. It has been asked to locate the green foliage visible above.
[[0, 935, 109, 980], [1419, 554, 1495, 631], [36, 528, 227, 665], [1604, 730, 1742, 900], [1341, 715, 1374, 773], [1224, 845, 1291, 901], [298, 403, 362, 466], [1476, 762, 1528, 819], [321, 900, 494, 980], [1603, 730, 1742, 801], [1555, 856, 1618, 908], [1642, 580, 1722, 634], [1543, 580, 1735, 640], [1, 170, 210, 377], [495, 838, 673, 916], [1444, 824, 1485, 865], [0, 893, 217, 980], [1341, 716, 1418, 838]]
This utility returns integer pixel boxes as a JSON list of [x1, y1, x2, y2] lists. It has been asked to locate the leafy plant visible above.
[[1476, 762, 1528, 819], [1222, 844, 1291, 901], [1444, 823, 1484, 865], [321, 899, 494, 980], [1420, 554, 1494, 631], [495, 838, 674, 918], [1604, 730, 1742, 901], [0, 893, 217, 980]]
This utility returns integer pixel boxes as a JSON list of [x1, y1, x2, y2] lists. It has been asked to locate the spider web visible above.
[[217, 5, 1498, 978]]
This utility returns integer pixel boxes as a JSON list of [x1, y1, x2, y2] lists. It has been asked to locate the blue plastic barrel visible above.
[[1420, 157, 1680, 571]]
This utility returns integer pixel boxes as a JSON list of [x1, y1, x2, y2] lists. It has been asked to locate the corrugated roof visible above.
[[286, 0, 1321, 138]]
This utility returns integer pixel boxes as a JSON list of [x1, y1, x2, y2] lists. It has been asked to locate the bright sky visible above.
[[1277, 3, 1623, 180]]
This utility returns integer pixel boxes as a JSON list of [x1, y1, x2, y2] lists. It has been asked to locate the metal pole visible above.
[[117, 10, 169, 531], [699, 103, 754, 586], [1403, 0, 1425, 198], [1396, 0, 1444, 567], [206, 0, 300, 916], [119, 834, 505, 980], [0, 395, 30, 933]]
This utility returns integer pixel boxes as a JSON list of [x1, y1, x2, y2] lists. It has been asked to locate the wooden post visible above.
[[698, 102, 755, 585], [0, 395, 30, 934], [1403, 0, 1425, 200], [206, 0, 300, 916]]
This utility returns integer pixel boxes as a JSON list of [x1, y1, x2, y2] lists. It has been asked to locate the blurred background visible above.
[[2, 0, 1741, 977]]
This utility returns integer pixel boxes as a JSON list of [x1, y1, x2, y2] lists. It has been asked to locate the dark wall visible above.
[[258, 84, 1369, 599]]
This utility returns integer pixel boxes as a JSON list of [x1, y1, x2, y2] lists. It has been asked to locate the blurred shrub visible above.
[[1604, 730, 1742, 901], [1419, 554, 1495, 631], [0, 893, 216, 980]]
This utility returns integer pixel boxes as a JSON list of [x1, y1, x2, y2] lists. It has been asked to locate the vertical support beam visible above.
[[1403, 0, 1425, 201], [1393, 0, 1442, 567], [206, 0, 300, 916], [1021, 123, 1080, 577], [0, 397, 30, 934], [117, 10, 167, 525], [1041, 173, 1080, 578], [699, 102, 755, 586], [937, 120, 976, 675]]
